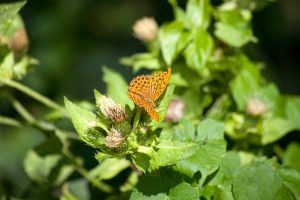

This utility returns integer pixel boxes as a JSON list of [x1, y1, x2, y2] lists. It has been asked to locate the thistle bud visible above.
[[132, 17, 158, 42], [246, 98, 268, 116], [11, 28, 29, 53], [105, 128, 125, 148], [99, 96, 126, 123], [165, 99, 185, 122]]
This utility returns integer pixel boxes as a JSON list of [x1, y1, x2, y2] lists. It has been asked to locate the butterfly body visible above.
[[128, 67, 171, 121]]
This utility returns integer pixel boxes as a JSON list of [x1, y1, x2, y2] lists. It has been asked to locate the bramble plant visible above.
[[1, 0, 300, 199]]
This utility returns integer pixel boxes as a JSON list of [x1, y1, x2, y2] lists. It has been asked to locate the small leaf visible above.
[[89, 158, 130, 180], [186, 0, 211, 29], [64, 97, 106, 148], [120, 53, 160, 73], [184, 27, 214, 74], [24, 150, 61, 184], [261, 117, 294, 145], [283, 143, 300, 172], [61, 179, 90, 200], [159, 21, 190, 65], [285, 96, 300, 130], [0, 1, 26, 36], [214, 5, 257, 47], [0, 52, 14, 79], [102, 66, 134, 109]]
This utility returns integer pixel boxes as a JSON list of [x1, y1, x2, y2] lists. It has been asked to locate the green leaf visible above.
[[186, 0, 211, 29], [88, 158, 130, 180], [0, 52, 14, 79], [120, 53, 160, 73], [0, 1, 25, 36], [184, 27, 214, 74], [13, 56, 38, 79], [24, 150, 61, 184], [283, 143, 300, 173], [168, 182, 199, 200], [149, 140, 200, 171], [285, 96, 300, 130], [214, 5, 257, 47], [261, 117, 294, 145], [150, 84, 175, 127], [61, 179, 90, 200], [102, 66, 134, 109], [230, 59, 261, 110], [130, 168, 197, 200], [159, 21, 190, 65], [176, 119, 226, 182], [278, 167, 300, 199], [64, 97, 106, 148], [232, 161, 294, 200]]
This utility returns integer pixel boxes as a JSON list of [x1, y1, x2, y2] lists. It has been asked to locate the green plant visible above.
[[1, 0, 300, 199]]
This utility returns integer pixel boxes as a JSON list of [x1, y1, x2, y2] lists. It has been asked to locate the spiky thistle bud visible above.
[[99, 96, 126, 123], [246, 98, 268, 116], [165, 99, 185, 122], [132, 17, 158, 42], [105, 128, 125, 148]]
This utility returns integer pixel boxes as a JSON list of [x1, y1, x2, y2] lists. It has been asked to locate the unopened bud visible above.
[[246, 98, 268, 116], [105, 128, 125, 148], [132, 17, 158, 42], [99, 96, 126, 123], [165, 99, 185, 122], [11, 28, 29, 53]]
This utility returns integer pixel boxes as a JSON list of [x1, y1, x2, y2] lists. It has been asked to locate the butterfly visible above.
[[128, 67, 171, 121]]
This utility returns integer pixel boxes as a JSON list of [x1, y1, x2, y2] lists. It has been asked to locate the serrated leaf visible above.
[[159, 21, 190, 65], [102, 66, 134, 109], [64, 97, 106, 148], [233, 161, 294, 200], [149, 141, 200, 171], [278, 168, 300, 199], [176, 119, 226, 183], [130, 168, 195, 200]]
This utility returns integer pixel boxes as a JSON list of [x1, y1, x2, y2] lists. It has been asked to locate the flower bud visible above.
[[165, 99, 185, 122], [105, 128, 125, 148], [99, 96, 126, 123], [246, 98, 268, 116], [11, 28, 29, 53], [132, 17, 158, 42]]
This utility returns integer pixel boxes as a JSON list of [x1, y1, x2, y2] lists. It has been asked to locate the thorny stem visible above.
[[0, 78, 67, 116]]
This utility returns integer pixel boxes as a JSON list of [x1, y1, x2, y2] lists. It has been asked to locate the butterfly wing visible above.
[[128, 90, 159, 121], [149, 67, 171, 101]]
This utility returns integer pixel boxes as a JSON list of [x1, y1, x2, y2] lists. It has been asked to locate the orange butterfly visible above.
[[128, 67, 171, 121]]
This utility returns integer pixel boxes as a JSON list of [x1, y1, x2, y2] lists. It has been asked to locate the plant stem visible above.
[[0, 78, 67, 115], [0, 115, 22, 127], [62, 144, 113, 193]]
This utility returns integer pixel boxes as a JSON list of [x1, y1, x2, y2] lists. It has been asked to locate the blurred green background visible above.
[[1, 0, 300, 197]]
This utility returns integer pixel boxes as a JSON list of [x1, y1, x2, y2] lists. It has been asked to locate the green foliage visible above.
[[1, 0, 300, 199]]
